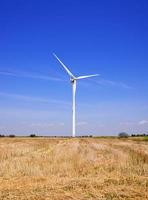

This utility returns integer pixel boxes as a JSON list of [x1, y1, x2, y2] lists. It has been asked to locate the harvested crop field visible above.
[[0, 137, 147, 200]]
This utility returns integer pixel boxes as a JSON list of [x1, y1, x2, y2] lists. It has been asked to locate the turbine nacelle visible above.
[[70, 78, 76, 83]]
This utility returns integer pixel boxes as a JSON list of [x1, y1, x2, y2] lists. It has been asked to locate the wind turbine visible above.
[[53, 53, 99, 137]]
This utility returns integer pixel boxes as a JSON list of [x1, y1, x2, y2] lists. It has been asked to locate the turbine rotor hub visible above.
[[70, 78, 76, 83]]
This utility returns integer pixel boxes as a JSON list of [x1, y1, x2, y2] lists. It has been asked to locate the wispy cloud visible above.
[[120, 120, 148, 126], [76, 121, 88, 126], [138, 120, 148, 125], [0, 126, 5, 129], [0, 71, 63, 81], [94, 78, 133, 89], [120, 121, 135, 126], [30, 123, 54, 127], [0, 92, 49, 103], [0, 92, 70, 105], [0, 70, 132, 89], [30, 122, 65, 128]]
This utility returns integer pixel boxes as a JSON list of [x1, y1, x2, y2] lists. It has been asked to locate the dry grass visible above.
[[0, 137, 147, 199]]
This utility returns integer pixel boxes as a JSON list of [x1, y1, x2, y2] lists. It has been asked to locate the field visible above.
[[0, 137, 148, 200]]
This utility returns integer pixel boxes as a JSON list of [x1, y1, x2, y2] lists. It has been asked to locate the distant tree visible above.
[[30, 134, 36, 137], [9, 134, 15, 137], [88, 135, 93, 137], [118, 132, 129, 138], [0, 134, 5, 137]]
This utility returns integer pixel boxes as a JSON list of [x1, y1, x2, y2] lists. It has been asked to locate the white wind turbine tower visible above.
[[53, 53, 99, 137]]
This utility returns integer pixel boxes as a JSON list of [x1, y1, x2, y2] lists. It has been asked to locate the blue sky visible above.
[[0, 0, 148, 136]]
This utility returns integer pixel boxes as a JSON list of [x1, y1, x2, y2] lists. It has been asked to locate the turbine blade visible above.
[[76, 74, 99, 80], [53, 53, 75, 78]]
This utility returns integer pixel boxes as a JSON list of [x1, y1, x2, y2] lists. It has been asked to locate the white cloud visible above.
[[95, 78, 133, 89], [30, 123, 54, 127], [58, 122, 65, 126], [0, 70, 133, 90], [0, 92, 48, 103], [97, 124, 105, 127], [0, 70, 63, 81], [120, 121, 135, 126], [0, 92, 70, 105], [138, 120, 148, 125], [30, 122, 65, 128], [0, 126, 5, 130], [76, 121, 87, 126]]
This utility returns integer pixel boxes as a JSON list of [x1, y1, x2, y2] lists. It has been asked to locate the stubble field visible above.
[[0, 137, 147, 200]]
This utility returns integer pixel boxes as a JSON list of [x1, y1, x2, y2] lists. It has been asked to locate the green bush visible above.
[[30, 134, 36, 137], [118, 132, 129, 138]]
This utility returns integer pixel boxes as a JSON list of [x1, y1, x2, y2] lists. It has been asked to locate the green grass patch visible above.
[[143, 136, 148, 141]]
